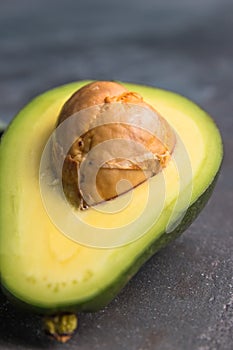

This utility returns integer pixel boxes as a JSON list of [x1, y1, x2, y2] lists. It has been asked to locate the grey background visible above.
[[0, 0, 232, 349]]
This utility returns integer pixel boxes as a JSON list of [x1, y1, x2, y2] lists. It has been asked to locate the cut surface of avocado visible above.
[[0, 81, 223, 313]]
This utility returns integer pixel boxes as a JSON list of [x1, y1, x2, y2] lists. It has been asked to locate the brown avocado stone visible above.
[[52, 81, 176, 209], [0, 81, 222, 319]]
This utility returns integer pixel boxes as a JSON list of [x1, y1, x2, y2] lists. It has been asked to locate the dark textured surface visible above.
[[0, 0, 232, 349]]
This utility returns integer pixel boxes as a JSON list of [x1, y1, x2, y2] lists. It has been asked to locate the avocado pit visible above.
[[52, 81, 176, 209]]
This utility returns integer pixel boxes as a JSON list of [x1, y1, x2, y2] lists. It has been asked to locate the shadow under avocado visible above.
[[0, 288, 51, 348]]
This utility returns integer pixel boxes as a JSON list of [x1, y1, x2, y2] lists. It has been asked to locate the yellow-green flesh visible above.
[[0, 82, 222, 310]]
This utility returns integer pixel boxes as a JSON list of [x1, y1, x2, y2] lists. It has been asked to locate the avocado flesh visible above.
[[0, 82, 223, 313]]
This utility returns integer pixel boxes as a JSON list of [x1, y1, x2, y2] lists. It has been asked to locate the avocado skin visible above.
[[1, 172, 219, 315], [0, 130, 4, 139]]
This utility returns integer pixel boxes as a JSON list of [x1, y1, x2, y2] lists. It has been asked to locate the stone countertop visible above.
[[0, 0, 232, 349]]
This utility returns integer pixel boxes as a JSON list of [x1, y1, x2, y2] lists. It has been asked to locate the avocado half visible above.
[[0, 81, 223, 316]]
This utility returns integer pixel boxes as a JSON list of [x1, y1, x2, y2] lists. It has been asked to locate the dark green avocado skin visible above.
[[1, 171, 220, 315], [0, 130, 4, 139]]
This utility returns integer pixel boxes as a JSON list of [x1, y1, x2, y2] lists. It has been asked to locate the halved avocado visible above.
[[0, 82, 223, 317]]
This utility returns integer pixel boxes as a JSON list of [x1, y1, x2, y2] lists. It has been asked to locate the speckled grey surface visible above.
[[0, 0, 232, 349]]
